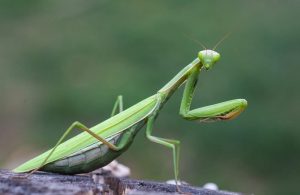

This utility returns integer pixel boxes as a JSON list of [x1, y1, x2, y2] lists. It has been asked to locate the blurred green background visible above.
[[0, 1, 299, 195]]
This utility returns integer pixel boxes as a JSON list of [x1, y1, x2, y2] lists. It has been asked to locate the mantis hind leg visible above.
[[111, 95, 123, 117], [145, 115, 182, 192]]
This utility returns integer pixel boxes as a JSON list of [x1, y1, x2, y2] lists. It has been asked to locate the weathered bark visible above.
[[0, 169, 242, 195]]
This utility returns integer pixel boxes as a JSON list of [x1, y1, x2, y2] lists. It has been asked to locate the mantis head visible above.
[[198, 50, 221, 70], [192, 32, 230, 70]]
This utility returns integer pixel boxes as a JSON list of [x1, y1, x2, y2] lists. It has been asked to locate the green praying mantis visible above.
[[13, 46, 247, 192]]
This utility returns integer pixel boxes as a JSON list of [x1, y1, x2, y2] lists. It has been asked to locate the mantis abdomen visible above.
[[41, 121, 146, 174]]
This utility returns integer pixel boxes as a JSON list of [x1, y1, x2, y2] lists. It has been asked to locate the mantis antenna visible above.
[[184, 34, 207, 50], [213, 31, 232, 50], [185, 32, 231, 51]]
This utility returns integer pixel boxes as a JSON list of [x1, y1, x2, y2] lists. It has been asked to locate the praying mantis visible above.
[[13, 47, 247, 192]]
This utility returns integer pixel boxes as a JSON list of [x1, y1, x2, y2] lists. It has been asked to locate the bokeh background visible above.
[[0, 1, 299, 195]]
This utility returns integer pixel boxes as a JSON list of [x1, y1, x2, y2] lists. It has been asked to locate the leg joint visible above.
[[179, 112, 194, 120], [72, 121, 81, 126]]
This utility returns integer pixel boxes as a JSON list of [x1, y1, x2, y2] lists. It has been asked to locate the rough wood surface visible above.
[[0, 169, 242, 195]]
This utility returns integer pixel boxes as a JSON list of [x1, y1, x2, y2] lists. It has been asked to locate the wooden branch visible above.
[[0, 169, 243, 195]]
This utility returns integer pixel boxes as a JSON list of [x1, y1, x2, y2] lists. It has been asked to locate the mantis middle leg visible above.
[[145, 115, 181, 192]]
